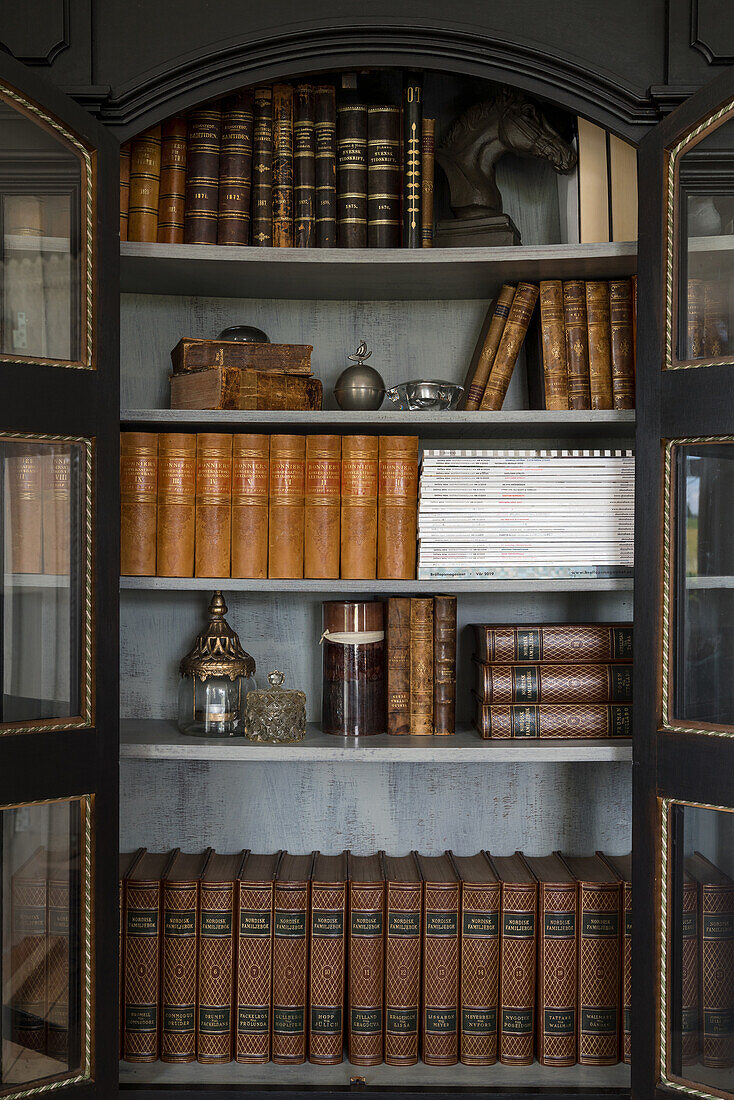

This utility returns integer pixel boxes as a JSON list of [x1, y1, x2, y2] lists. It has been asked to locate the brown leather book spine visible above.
[[156, 432, 196, 578], [348, 877, 385, 1065], [461, 286, 515, 410], [473, 623, 634, 664], [273, 85, 294, 248], [703, 278, 729, 357], [421, 118, 435, 248], [231, 434, 269, 580], [377, 435, 418, 580], [576, 878, 621, 1065], [536, 880, 577, 1066], [586, 281, 614, 409], [197, 880, 236, 1063], [498, 880, 537, 1066], [236, 877, 274, 1063], [474, 661, 633, 704], [621, 877, 632, 1065], [433, 595, 457, 735], [41, 447, 70, 575], [217, 91, 254, 246], [268, 434, 305, 579], [128, 126, 162, 242], [157, 116, 187, 244], [120, 432, 158, 576], [161, 878, 198, 1062], [386, 597, 411, 735], [473, 700, 632, 740], [480, 282, 539, 410], [170, 367, 321, 412], [272, 879, 309, 1064], [304, 434, 341, 578], [171, 338, 312, 375], [410, 597, 433, 736], [459, 881, 500, 1065], [194, 433, 232, 578], [184, 107, 222, 245], [337, 104, 368, 247], [540, 280, 570, 410], [340, 435, 378, 579], [421, 879, 460, 1065], [367, 106, 401, 248], [384, 874, 422, 1065], [631, 274, 638, 378], [314, 85, 337, 247], [309, 881, 347, 1065], [120, 141, 131, 240], [252, 88, 273, 247], [563, 280, 592, 409], [699, 876, 734, 1068], [294, 85, 316, 248], [681, 876, 699, 1065], [687, 278, 705, 359], [123, 878, 162, 1062], [609, 279, 635, 409]]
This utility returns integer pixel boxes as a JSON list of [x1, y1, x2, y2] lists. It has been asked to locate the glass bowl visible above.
[[384, 379, 464, 411]]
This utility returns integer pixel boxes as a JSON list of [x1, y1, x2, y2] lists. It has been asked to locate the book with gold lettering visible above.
[[563, 280, 591, 409], [304, 435, 341, 579], [416, 852, 460, 1066], [540, 280, 570, 410], [686, 852, 734, 1069], [347, 853, 384, 1066], [294, 85, 315, 248], [340, 435, 378, 579], [586, 281, 614, 410], [309, 852, 347, 1065], [386, 597, 411, 735], [402, 74, 422, 248], [218, 91, 254, 246], [156, 432, 196, 578], [451, 852, 500, 1066], [383, 852, 422, 1066], [377, 435, 419, 579], [410, 597, 433, 735], [235, 851, 281, 1063], [480, 283, 539, 410], [184, 107, 221, 245], [473, 623, 633, 665], [314, 86, 336, 247], [128, 126, 162, 242], [252, 88, 273, 247], [473, 660, 633, 704], [337, 104, 367, 247], [161, 850, 211, 1063], [272, 853, 313, 1065], [433, 594, 457, 735], [473, 698, 632, 739], [460, 286, 515, 410], [158, 117, 187, 244], [491, 852, 538, 1067], [195, 433, 232, 578], [367, 106, 401, 248], [120, 432, 158, 576], [119, 850, 145, 1058], [268, 434, 305, 579], [273, 85, 294, 248], [599, 851, 632, 1065], [197, 851, 246, 1064], [609, 280, 635, 409], [231, 435, 269, 579]]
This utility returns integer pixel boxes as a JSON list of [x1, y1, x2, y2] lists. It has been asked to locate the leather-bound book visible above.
[[703, 279, 728, 357], [340, 435, 378, 579], [304, 434, 341, 579], [523, 853, 577, 1067], [598, 852, 632, 1065], [461, 286, 515, 410], [41, 446, 70, 575], [631, 274, 638, 376], [272, 853, 313, 1064], [156, 432, 196, 577], [386, 597, 411, 735], [560, 853, 621, 1066], [157, 116, 187, 244], [294, 85, 316, 248], [272, 85, 294, 248], [123, 850, 176, 1062], [682, 871, 700, 1065], [609, 280, 635, 409], [410, 597, 433, 735], [252, 88, 273, 247], [337, 103, 367, 247], [451, 852, 500, 1066], [402, 74, 423, 248], [686, 853, 734, 1068], [314, 85, 337, 247], [473, 623, 633, 664], [184, 106, 222, 245], [309, 851, 348, 1065], [170, 368, 322, 412], [473, 698, 632, 739], [347, 853, 385, 1066], [161, 850, 211, 1063], [480, 282, 540, 410], [268, 434, 305, 579], [5, 443, 42, 574], [197, 851, 246, 1064], [687, 278, 705, 359], [128, 126, 162, 242], [540, 280, 570, 410], [491, 852, 538, 1066], [120, 141, 131, 240], [586, 281, 614, 409], [367, 106, 400, 248], [195, 433, 232, 578], [563, 280, 592, 409], [416, 852, 459, 1066], [119, 850, 145, 1058], [46, 850, 71, 1061], [120, 432, 158, 576], [10, 847, 47, 1055], [383, 852, 422, 1066], [473, 660, 633, 704], [217, 91, 254, 246], [433, 594, 457, 735], [236, 851, 281, 1064], [171, 337, 313, 375], [377, 435, 418, 579], [421, 118, 435, 248], [231, 434, 269, 579]]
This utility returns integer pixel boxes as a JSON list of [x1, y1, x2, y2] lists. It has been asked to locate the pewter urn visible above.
[[333, 340, 385, 411]]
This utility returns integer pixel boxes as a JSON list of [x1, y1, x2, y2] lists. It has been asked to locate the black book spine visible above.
[[367, 106, 401, 249], [252, 88, 273, 247], [294, 85, 316, 248], [402, 75, 423, 249], [272, 84, 294, 248], [314, 86, 337, 247], [217, 91, 254, 245], [337, 103, 367, 248], [184, 106, 222, 245]]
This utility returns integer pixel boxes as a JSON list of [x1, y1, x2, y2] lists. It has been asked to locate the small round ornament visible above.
[[333, 340, 385, 411]]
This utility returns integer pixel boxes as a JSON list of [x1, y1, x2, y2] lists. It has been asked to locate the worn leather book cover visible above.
[[171, 337, 312, 376], [161, 850, 211, 1063], [598, 851, 632, 1065], [433, 594, 457, 735], [314, 85, 337, 247], [120, 432, 158, 576], [410, 597, 433, 735], [294, 84, 316, 248], [197, 851, 246, 1064], [586, 281, 614, 410], [217, 91, 254, 246], [304, 434, 341, 579], [563, 280, 592, 409], [491, 852, 538, 1066], [473, 660, 633, 705], [686, 278, 705, 359], [195, 433, 232, 577], [272, 852, 313, 1064], [236, 851, 281, 1064], [337, 104, 368, 248], [273, 84, 294, 248], [184, 106, 222, 245], [158, 116, 187, 244], [347, 853, 385, 1066], [523, 853, 577, 1067], [156, 432, 196, 577], [128, 126, 162, 242], [231, 434, 269, 579], [682, 871, 700, 1065], [416, 852, 459, 1065], [46, 850, 71, 1062], [5, 444, 42, 574], [703, 279, 728, 357], [560, 853, 621, 1066], [421, 118, 435, 248], [309, 851, 348, 1065], [252, 88, 273, 247], [10, 846, 47, 1055], [540, 280, 570, 410], [383, 852, 422, 1065], [686, 852, 734, 1069], [386, 597, 411, 735], [120, 850, 145, 1058], [480, 282, 539, 410], [377, 435, 418, 580], [120, 141, 131, 240], [472, 696, 632, 739], [340, 435, 378, 579], [609, 280, 635, 409], [268, 434, 305, 579], [451, 851, 500, 1066], [40, 446, 70, 575], [170, 367, 322, 412], [461, 286, 516, 410], [473, 623, 634, 664], [402, 74, 422, 248], [367, 106, 400, 248]]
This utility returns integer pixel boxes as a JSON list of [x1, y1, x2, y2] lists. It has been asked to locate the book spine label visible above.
[[236, 880, 274, 1063], [410, 597, 434, 735], [11, 867, 47, 1054], [402, 76, 422, 248], [6, 445, 42, 575], [120, 432, 158, 576], [337, 104, 367, 248], [340, 435, 378, 579], [474, 662, 633, 705], [314, 86, 337, 247], [700, 881, 734, 1068], [460, 882, 500, 1066], [218, 91, 254, 246], [433, 595, 457, 735], [377, 435, 419, 579], [703, 279, 728, 357], [128, 126, 162, 242], [185, 108, 221, 245], [309, 883, 347, 1065], [475, 625, 634, 665], [252, 89, 273, 246], [480, 283, 539, 410], [422, 882, 460, 1065], [348, 880, 385, 1066], [156, 432, 196, 578], [577, 882, 621, 1066], [294, 85, 316, 248], [681, 878, 699, 1064], [120, 141, 131, 240], [273, 85, 294, 248], [46, 871, 70, 1060], [563, 280, 591, 409], [609, 280, 635, 410], [687, 278, 705, 359], [158, 117, 187, 244], [499, 883, 537, 1066], [197, 881, 236, 1064], [272, 883, 309, 1064], [367, 106, 400, 248], [540, 280, 570, 410], [474, 701, 632, 739], [161, 880, 198, 1063], [537, 883, 577, 1066], [462, 286, 515, 410], [385, 880, 422, 1065], [304, 434, 341, 579], [421, 118, 435, 248], [231, 434, 269, 579], [123, 881, 161, 1062], [387, 597, 411, 735], [586, 281, 614, 410], [195, 433, 232, 578], [621, 880, 632, 1065], [268, 434, 305, 579]]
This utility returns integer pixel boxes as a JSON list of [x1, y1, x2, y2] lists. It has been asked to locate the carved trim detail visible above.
[[690, 0, 734, 66]]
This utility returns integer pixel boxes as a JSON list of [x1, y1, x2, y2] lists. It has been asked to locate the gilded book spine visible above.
[[128, 126, 162, 242], [461, 286, 515, 410], [348, 879, 385, 1066], [337, 104, 367, 247], [421, 118, 435, 248], [184, 107, 221, 245], [377, 435, 419, 580], [161, 880, 198, 1062], [609, 280, 635, 409], [537, 881, 577, 1066], [459, 882, 500, 1065], [402, 75, 422, 249], [621, 877, 632, 1065], [294, 85, 316, 248], [272, 84, 294, 248], [386, 597, 411, 735], [410, 597, 434, 736], [314, 86, 337, 247], [367, 106, 401, 248], [473, 624, 634, 664], [384, 878, 422, 1065], [687, 278, 705, 359], [576, 880, 621, 1065], [474, 662, 633, 704], [681, 877, 699, 1065], [231, 434, 269, 580], [236, 880, 274, 1063], [700, 878, 734, 1067], [120, 141, 131, 240], [433, 595, 457, 735], [268, 434, 305, 579], [41, 447, 70, 575], [304, 434, 341, 579], [563, 280, 591, 409], [540, 280, 570, 410], [120, 432, 158, 577], [217, 91, 254, 246], [340, 435, 378, 579], [156, 432, 196, 578], [157, 117, 187, 244], [123, 879, 162, 1062], [309, 882, 347, 1065], [194, 433, 232, 578], [197, 881, 236, 1064], [272, 882, 309, 1064], [421, 881, 460, 1065], [499, 882, 537, 1066], [586, 281, 614, 410], [473, 701, 632, 740], [480, 283, 539, 410], [252, 88, 273, 247]]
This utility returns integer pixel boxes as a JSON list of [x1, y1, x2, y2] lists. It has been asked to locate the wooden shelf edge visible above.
[[119, 576, 634, 594]]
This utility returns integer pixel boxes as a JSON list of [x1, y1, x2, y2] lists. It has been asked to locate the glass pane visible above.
[[1, 436, 88, 729], [668, 803, 734, 1096], [0, 95, 83, 364], [1, 797, 89, 1092]]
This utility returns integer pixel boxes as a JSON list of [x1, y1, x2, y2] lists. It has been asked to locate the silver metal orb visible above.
[[333, 363, 385, 410]]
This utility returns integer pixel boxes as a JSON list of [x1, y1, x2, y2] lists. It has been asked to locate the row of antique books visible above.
[[385, 596, 457, 736], [120, 848, 633, 1069], [3, 444, 71, 575], [120, 76, 435, 249], [120, 433, 418, 580], [471, 622, 633, 740], [686, 278, 730, 360]]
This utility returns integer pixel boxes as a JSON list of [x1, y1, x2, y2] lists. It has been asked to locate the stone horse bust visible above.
[[436, 90, 577, 220]]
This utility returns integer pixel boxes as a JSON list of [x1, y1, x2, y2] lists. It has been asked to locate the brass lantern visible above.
[[177, 592, 256, 737]]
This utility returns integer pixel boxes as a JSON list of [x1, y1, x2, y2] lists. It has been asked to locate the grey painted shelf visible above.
[[121, 719, 633, 762], [120, 240, 637, 301], [120, 576, 634, 594]]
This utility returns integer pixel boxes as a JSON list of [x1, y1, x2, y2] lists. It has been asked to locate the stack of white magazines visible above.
[[417, 448, 634, 580]]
